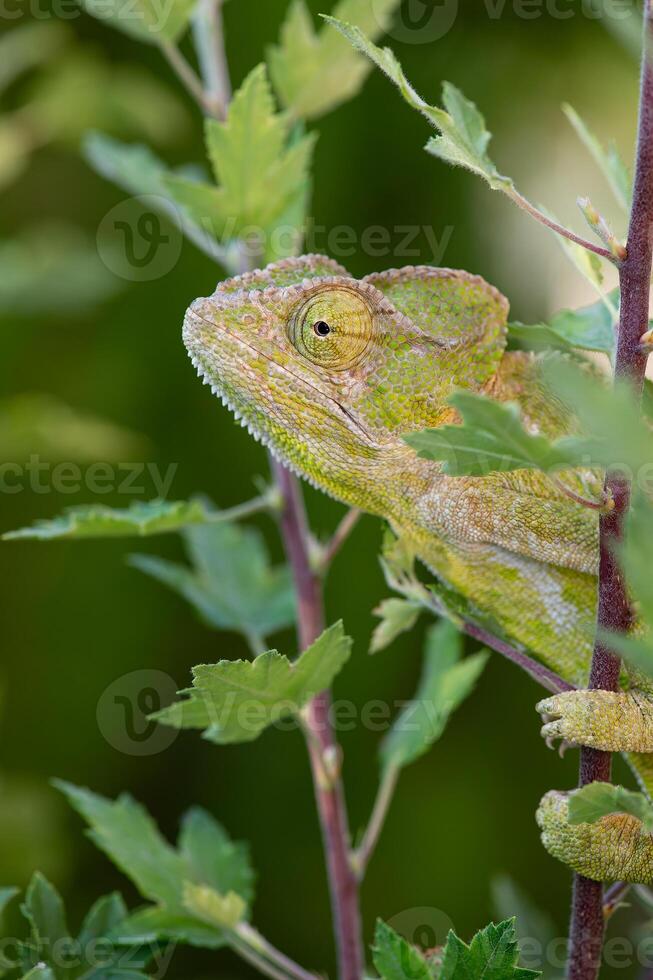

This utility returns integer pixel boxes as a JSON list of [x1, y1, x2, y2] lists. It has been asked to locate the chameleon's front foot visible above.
[[536, 690, 653, 753], [537, 790, 653, 884]]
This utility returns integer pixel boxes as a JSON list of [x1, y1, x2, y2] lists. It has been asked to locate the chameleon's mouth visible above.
[[183, 306, 376, 445]]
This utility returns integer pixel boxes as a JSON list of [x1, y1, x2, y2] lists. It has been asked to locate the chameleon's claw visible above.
[[536, 690, 653, 753], [537, 695, 580, 751], [542, 720, 576, 755]]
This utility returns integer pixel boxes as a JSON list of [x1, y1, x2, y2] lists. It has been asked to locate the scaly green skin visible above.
[[183, 254, 653, 884]]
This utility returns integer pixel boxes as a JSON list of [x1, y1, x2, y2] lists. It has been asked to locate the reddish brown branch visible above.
[[567, 8, 653, 979], [271, 458, 364, 980]]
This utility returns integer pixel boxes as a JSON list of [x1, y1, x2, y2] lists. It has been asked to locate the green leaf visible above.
[[113, 906, 222, 948], [407, 360, 653, 481], [269, 0, 401, 120], [404, 392, 578, 477], [78, 893, 129, 947], [130, 519, 295, 640], [54, 782, 253, 949], [84, 132, 172, 198], [545, 357, 653, 476], [20, 967, 56, 980], [372, 919, 432, 980], [491, 877, 555, 980], [0, 887, 18, 918], [325, 19, 513, 193], [153, 621, 352, 743], [380, 622, 487, 775], [568, 782, 653, 832], [3, 499, 219, 541], [83, 133, 222, 261], [563, 104, 631, 212], [439, 918, 540, 979], [428, 82, 515, 192], [163, 65, 316, 256], [378, 529, 528, 670], [76, 0, 196, 44], [370, 598, 421, 653], [508, 290, 619, 354], [3, 883, 140, 980], [179, 808, 255, 908], [621, 497, 653, 628], [22, 874, 69, 948], [555, 224, 606, 301], [54, 784, 184, 910]]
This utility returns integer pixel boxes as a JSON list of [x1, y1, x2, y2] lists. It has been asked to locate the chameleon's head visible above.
[[183, 255, 508, 514]]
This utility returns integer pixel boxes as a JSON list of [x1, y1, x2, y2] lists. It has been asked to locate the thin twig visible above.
[[567, 7, 653, 979], [205, 488, 281, 524], [236, 924, 321, 980], [511, 190, 617, 263], [230, 936, 294, 980], [317, 508, 362, 574], [602, 881, 630, 920], [552, 478, 612, 513], [192, 0, 232, 119], [271, 457, 364, 980], [159, 40, 209, 112], [352, 764, 400, 879], [461, 620, 575, 695]]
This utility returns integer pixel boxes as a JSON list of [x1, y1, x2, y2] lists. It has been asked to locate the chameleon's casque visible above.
[[184, 254, 653, 885]]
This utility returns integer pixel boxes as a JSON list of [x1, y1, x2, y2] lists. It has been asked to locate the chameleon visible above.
[[182, 253, 653, 885]]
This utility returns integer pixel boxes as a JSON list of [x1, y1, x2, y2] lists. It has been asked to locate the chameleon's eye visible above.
[[290, 287, 373, 370]]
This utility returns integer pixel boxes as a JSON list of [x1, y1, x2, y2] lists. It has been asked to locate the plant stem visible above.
[[205, 488, 281, 524], [271, 457, 364, 980], [552, 478, 611, 513], [317, 508, 362, 573], [192, 0, 232, 119], [167, 11, 342, 980], [602, 881, 630, 920], [352, 764, 400, 879], [159, 40, 209, 112], [460, 620, 575, 695], [236, 924, 321, 980], [567, 8, 653, 979], [231, 937, 294, 980], [510, 190, 616, 263]]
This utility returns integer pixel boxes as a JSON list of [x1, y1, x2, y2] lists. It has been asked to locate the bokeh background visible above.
[[0, 1, 649, 977]]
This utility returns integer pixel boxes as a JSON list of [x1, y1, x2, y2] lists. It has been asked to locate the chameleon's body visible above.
[[183, 254, 653, 883]]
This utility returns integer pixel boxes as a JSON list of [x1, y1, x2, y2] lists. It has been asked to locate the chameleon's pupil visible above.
[[313, 320, 331, 337]]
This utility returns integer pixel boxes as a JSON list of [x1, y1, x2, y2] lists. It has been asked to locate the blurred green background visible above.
[[0, 1, 649, 977]]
